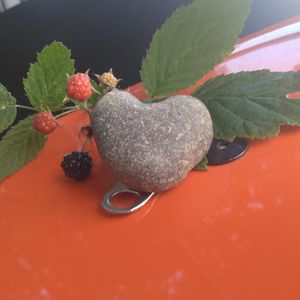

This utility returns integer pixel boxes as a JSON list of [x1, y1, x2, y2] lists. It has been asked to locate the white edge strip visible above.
[[233, 22, 300, 54]]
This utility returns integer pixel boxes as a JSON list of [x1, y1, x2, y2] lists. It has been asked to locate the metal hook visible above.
[[102, 182, 155, 214]]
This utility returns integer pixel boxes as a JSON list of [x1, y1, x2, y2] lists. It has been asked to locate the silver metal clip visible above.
[[102, 182, 155, 214]]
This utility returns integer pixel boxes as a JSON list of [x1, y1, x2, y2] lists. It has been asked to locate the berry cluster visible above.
[[61, 125, 94, 181], [31, 70, 118, 180], [61, 151, 93, 181]]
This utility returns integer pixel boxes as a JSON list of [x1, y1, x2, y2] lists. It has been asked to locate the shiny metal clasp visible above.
[[207, 138, 248, 165], [102, 182, 155, 214]]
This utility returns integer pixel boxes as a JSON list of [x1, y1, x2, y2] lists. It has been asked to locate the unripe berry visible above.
[[99, 72, 119, 88]]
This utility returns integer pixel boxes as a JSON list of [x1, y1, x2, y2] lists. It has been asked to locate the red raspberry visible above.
[[33, 112, 58, 134], [66, 73, 92, 102]]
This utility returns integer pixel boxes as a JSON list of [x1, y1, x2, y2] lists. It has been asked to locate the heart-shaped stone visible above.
[[91, 90, 213, 192]]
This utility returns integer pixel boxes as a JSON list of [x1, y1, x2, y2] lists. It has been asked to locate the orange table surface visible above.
[[2, 16, 300, 300]]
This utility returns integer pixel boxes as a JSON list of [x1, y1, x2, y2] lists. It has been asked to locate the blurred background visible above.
[[0, 0, 300, 124]]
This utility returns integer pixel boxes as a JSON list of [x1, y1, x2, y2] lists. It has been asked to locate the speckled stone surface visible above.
[[91, 90, 213, 192]]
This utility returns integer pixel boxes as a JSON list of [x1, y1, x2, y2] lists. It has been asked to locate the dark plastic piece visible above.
[[207, 138, 248, 165]]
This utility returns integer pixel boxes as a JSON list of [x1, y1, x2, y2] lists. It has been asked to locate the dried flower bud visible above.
[[98, 72, 119, 88]]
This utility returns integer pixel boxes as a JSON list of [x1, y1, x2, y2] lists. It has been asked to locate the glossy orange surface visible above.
[[2, 17, 300, 300]]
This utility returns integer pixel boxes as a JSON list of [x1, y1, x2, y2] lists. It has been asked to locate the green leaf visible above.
[[23, 41, 74, 111], [0, 83, 16, 134], [87, 80, 108, 107], [0, 116, 46, 181], [140, 0, 252, 97], [193, 71, 300, 141], [194, 157, 208, 171]]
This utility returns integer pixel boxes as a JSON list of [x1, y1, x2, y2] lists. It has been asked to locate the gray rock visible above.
[[91, 89, 213, 192]]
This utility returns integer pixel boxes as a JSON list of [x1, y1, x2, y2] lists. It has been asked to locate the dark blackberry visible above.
[[61, 151, 93, 181]]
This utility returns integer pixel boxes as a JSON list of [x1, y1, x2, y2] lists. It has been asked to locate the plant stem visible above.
[[81, 136, 89, 152], [55, 106, 76, 111], [15, 105, 38, 111], [55, 108, 78, 119]]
